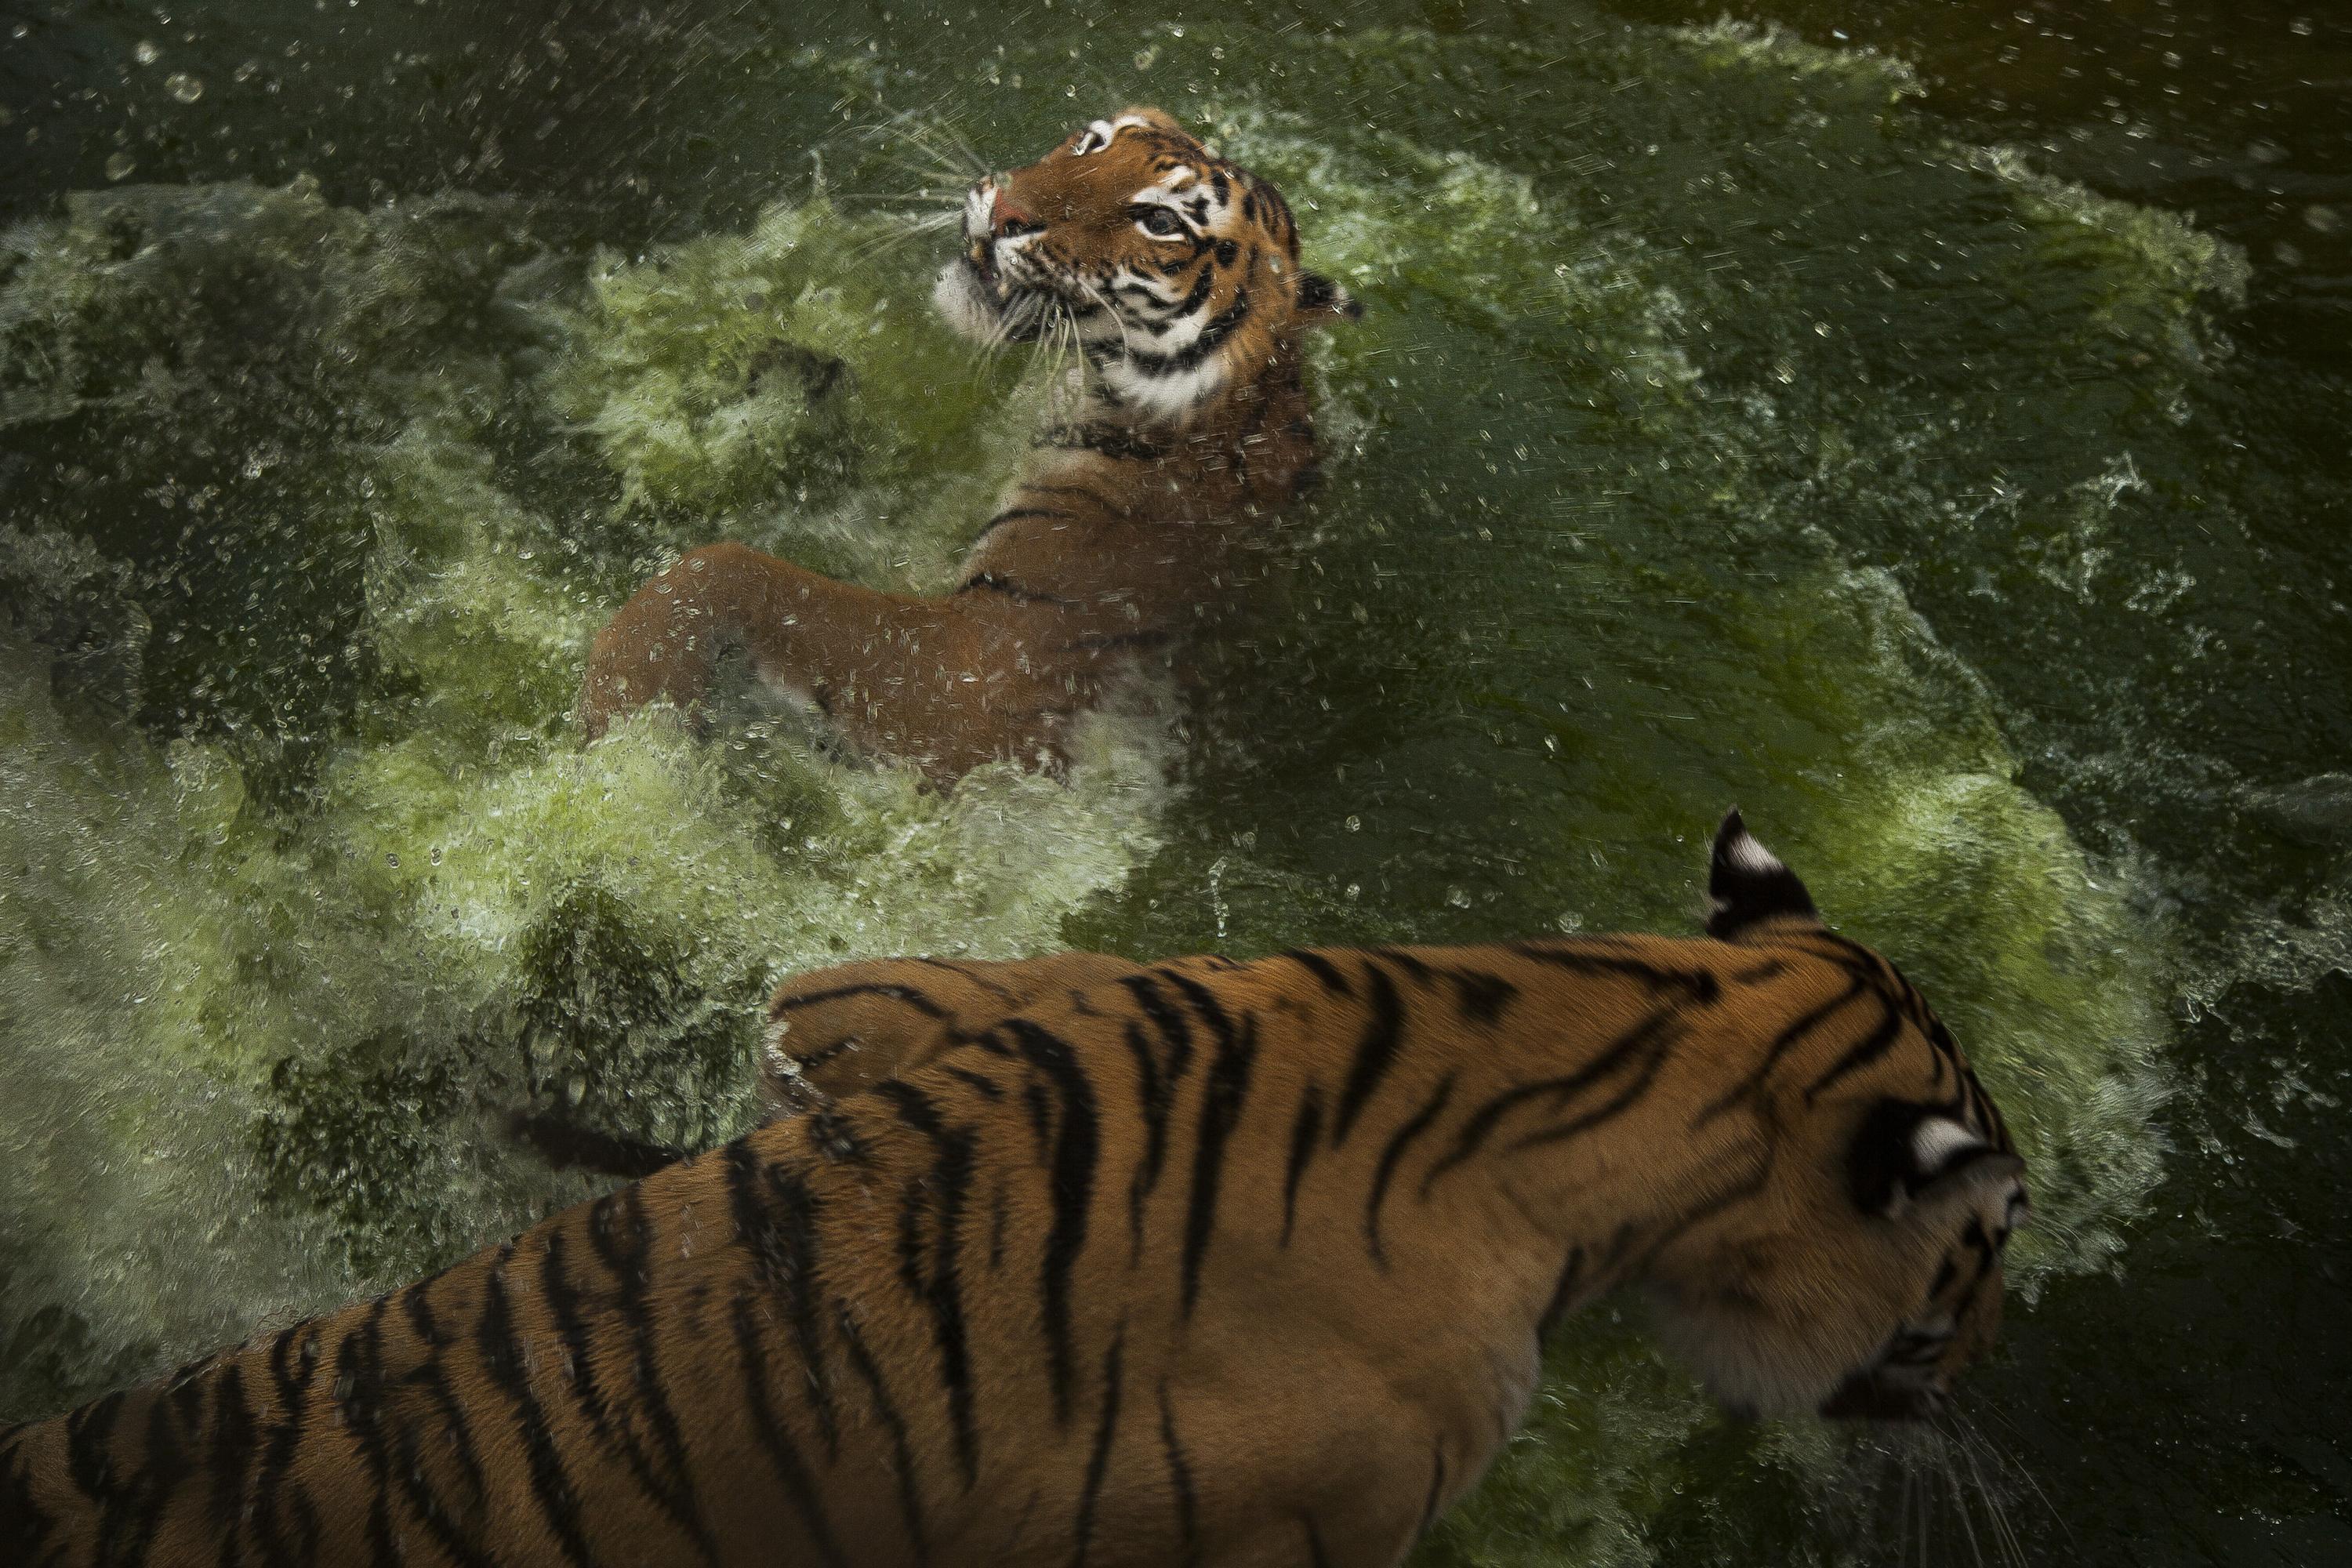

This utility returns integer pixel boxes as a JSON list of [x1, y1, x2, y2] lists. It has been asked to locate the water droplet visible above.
[[166, 72, 203, 103], [133, 39, 159, 65], [1446, 887, 1472, 909], [1344, 815, 1362, 833], [104, 151, 136, 181]]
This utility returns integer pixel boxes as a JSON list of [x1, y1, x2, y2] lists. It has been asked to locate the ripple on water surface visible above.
[[0, 14, 2239, 1564]]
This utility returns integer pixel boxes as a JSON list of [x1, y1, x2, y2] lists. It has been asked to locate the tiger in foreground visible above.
[[1, 813, 2030, 1566], [573, 107, 1359, 782]]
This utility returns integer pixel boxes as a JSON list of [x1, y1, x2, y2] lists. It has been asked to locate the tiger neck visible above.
[[1017, 333, 1318, 518]]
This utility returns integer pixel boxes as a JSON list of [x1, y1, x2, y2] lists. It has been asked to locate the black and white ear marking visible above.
[[1296, 271, 1362, 322], [1705, 808, 1818, 939], [1847, 1099, 2026, 1218]]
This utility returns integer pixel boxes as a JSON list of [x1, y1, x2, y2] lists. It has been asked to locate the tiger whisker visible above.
[[882, 111, 990, 177], [1941, 1436, 1987, 1568]]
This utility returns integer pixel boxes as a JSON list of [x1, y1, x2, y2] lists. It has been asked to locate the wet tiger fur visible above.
[[574, 108, 1359, 782], [0, 814, 2028, 1565]]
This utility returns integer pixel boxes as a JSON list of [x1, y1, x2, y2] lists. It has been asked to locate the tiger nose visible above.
[[990, 186, 1042, 238]]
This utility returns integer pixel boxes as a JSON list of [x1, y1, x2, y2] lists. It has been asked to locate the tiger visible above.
[[0, 812, 2029, 1566], [572, 107, 1360, 782]]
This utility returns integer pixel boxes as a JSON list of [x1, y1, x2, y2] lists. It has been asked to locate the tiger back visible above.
[[1, 815, 2027, 1566]]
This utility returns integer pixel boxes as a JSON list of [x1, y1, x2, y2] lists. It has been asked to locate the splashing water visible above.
[[0, 8, 2296, 1564]]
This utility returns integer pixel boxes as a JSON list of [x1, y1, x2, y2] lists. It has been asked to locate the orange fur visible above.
[[2, 818, 2027, 1566], [575, 109, 1356, 782]]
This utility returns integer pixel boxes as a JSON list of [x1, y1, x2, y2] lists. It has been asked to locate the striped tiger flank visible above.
[[2, 815, 2031, 1567], [574, 107, 1361, 783]]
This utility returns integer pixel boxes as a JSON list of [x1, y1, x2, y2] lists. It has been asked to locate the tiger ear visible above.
[[1704, 808, 1818, 940], [1296, 271, 1363, 325], [1846, 1099, 2025, 1218]]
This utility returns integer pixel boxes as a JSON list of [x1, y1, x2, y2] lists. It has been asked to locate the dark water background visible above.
[[4, 2, 2349, 1564]]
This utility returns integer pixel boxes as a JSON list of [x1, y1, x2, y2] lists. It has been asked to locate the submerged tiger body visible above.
[[575, 107, 1357, 782], [0, 815, 2027, 1565]]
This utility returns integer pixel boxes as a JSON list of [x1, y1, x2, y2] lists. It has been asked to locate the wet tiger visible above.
[[0, 814, 2028, 1565], [573, 107, 1359, 782]]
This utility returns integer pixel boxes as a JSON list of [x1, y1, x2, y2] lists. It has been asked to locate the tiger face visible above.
[[1642, 815, 2031, 1422], [933, 107, 1357, 420]]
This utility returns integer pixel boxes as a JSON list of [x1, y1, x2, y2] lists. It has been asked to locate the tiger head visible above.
[[934, 107, 1359, 423], [1647, 812, 2031, 1423]]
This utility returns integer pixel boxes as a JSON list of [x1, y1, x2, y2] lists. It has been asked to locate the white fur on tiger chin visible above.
[[931, 258, 1002, 342]]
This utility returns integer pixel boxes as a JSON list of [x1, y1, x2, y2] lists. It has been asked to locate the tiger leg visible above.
[[575, 541, 1114, 780], [760, 951, 1146, 1106]]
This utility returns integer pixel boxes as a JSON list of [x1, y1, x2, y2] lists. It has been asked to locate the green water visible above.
[[2, 2, 2346, 1563]]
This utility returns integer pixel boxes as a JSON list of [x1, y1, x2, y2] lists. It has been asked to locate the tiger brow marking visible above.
[[1280, 1082, 1326, 1246], [1069, 1328, 1127, 1568], [728, 1294, 851, 1568], [1003, 1018, 1102, 1426], [539, 1228, 706, 1555], [586, 1184, 709, 1550], [1181, 1011, 1260, 1318], [876, 1080, 982, 1487], [1156, 1381, 1201, 1565], [831, 1305, 932, 1567], [725, 1145, 839, 1460], [474, 1249, 599, 1568], [1420, 1006, 1684, 1195], [1690, 972, 1870, 1126], [1332, 960, 1406, 1147], [770, 981, 949, 1020], [1367, 1073, 1456, 1269]]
